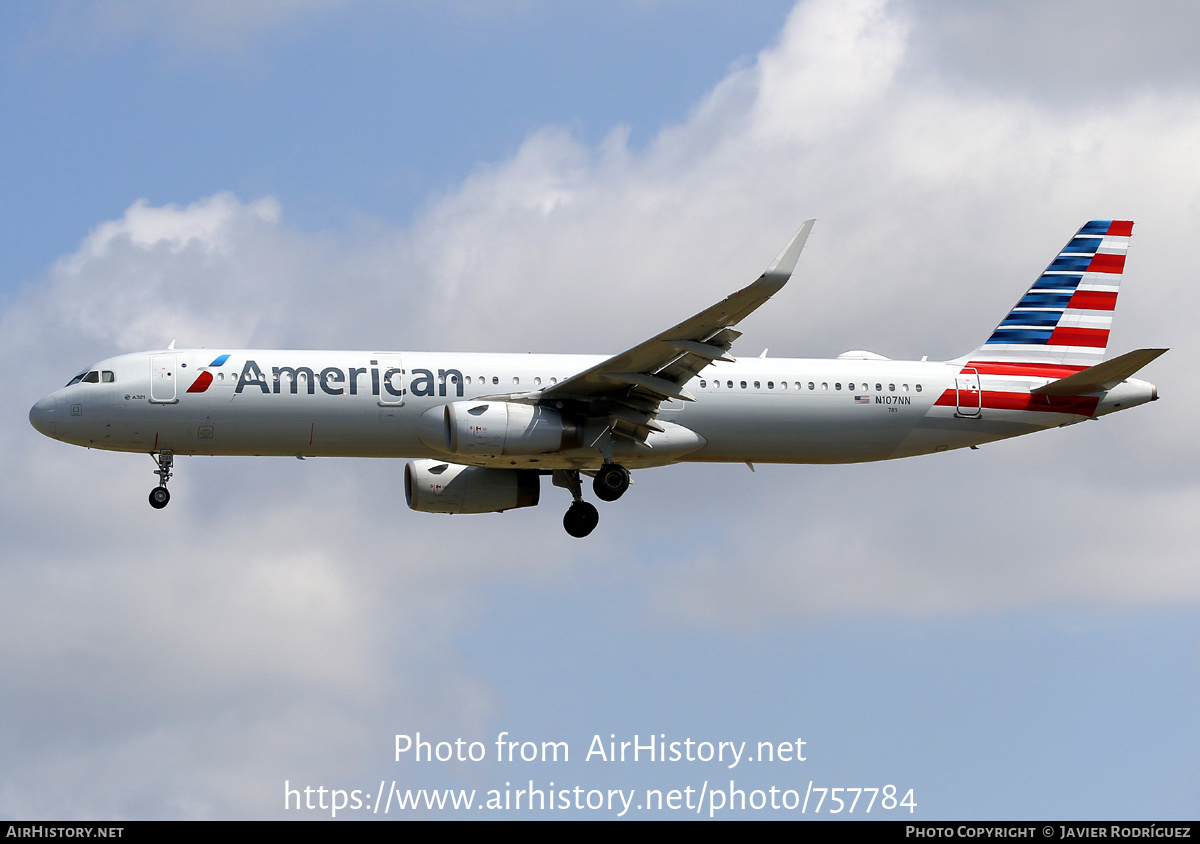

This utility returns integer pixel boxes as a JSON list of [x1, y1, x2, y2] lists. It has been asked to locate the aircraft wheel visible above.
[[563, 501, 599, 538], [592, 463, 630, 502], [149, 487, 171, 509]]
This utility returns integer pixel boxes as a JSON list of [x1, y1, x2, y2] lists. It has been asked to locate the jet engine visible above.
[[425, 401, 577, 457], [404, 459, 540, 514]]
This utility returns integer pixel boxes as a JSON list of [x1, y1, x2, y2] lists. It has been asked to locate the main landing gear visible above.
[[592, 462, 630, 502], [555, 463, 630, 538], [564, 499, 599, 539], [149, 450, 173, 509]]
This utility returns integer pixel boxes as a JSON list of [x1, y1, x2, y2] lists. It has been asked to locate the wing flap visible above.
[[665, 339, 736, 363], [601, 372, 697, 402], [607, 407, 666, 436]]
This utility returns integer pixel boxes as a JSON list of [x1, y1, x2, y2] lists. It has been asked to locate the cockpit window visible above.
[[102, 371, 115, 383], [82, 371, 100, 383], [65, 371, 87, 387]]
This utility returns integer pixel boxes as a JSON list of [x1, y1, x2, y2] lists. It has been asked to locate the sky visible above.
[[1, 0, 1198, 820]]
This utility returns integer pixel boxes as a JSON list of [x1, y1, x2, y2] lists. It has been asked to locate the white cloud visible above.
[[25, 0, 1200, 605], [4, 0, 1199, 816], [66, 194, 281, 265], [11, 0, 1200, 621]]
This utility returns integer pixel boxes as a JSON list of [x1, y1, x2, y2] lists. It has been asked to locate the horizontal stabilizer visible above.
[[1031, 348, 1168, 396]]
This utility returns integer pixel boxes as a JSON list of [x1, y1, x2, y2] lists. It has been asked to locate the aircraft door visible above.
[[149, 354, 178, 403], [955, 367, 981, 418], [377, 355, 405, 406]]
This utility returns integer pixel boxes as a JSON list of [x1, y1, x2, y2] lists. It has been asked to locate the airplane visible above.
[[28, 219, 1165, 537]]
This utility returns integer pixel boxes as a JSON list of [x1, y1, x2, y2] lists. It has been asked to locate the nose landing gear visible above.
[[149, 450, 173, 509]]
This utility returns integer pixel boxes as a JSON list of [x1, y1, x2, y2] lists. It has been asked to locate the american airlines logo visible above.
[[184, 358, 467, 399], [185, 354, 230, 393]]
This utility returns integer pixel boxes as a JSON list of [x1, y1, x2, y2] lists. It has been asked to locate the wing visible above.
[[534, 219, 816, 441]]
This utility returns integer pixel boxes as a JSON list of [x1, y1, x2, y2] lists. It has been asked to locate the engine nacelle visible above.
[[437, 401, 570, 456], [404, 460, 540, 514]]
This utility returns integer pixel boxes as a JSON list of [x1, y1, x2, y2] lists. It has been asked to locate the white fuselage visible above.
[[28, 348, 1157, 470]]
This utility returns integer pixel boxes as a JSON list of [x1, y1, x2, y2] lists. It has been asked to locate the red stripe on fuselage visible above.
[[936, 389, 1098, 416], [965, 362, 1088, 378]]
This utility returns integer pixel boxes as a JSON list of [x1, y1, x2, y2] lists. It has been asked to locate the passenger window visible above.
[[82, 371, 100, 383], [534, 377, 542, 386], [102, 371, 115, 383], [902, 384, 909, 391], [835, 382, 842, 390], [821, 382, 828, 391], [889, 384, 895, 391], [727, 381, 733, 389], [551, 377, 557, 384], [700, 380, 707, 388], [876, 383, 882, 391], [740, 381, 747, 389], [492, 377, 499, 385], [767, 381, 774, 389], [513, 377, 520, 385], [807, 382, 814, 390], [915, 384, 923, 392], [753, 381, 760, 389]]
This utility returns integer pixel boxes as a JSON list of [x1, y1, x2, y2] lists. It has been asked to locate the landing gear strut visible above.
[[149, 450, 173, 509], [592, 462, 630, 502], [554, 469, 599, 538]]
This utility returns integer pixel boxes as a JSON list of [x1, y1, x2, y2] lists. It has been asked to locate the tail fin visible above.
[[962, 220, 1132, 368]]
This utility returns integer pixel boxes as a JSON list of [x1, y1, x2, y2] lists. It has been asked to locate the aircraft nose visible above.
[[29, 394, 58, 436]]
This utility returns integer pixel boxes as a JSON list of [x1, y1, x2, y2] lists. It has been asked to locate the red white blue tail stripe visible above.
[[970, 220, 1131, 367]]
